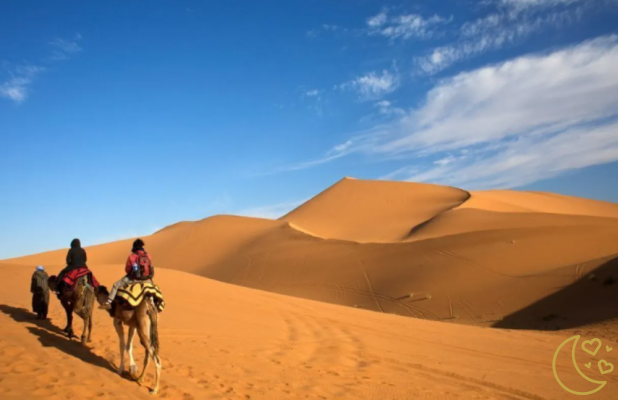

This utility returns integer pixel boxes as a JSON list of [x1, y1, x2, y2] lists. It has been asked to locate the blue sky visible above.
[[2, 0, 618, 259]]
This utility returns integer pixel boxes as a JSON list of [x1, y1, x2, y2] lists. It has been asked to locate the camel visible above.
[[48, 274, 96, 345], [95, 284, 162, 394]]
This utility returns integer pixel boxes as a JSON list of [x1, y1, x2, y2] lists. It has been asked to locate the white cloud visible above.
[[501, 0, 582, 11], [49, 36, 83, 61], [368, 11, 450, 40], [0, 65, 44, 103], [367, 12, 388, 27], [305, 89, 320, 97], [385, 35, 618, 154], [301, 89, 324, 116], [236, 199, 307, 219], [1, 35, 81, 103], [307, 24, 348, 38], [300, 35, 618, 189], [339, 69, 399, 100], [375, 100, 405, 116], [394, 121, 618, 189], [417, 6, 585, 74]]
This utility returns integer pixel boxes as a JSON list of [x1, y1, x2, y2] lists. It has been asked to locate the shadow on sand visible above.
[[494, 255, 618, 330], [0, 304, 116, 374]]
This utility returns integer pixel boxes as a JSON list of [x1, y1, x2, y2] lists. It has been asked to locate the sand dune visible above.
[[2, 263, 618, 399], [280, 177, 470, 242], [3, 177, 618, 398], [4, 178, 618, 329]]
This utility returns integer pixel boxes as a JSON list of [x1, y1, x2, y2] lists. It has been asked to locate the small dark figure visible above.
[[56, 238, 88, 288], [31, 265, 50, 319]]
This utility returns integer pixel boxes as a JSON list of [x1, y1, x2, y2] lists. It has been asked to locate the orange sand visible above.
[[2, 177, 618, 398]]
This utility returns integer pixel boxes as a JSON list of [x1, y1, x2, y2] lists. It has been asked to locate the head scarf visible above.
[[36, 265, 45, 271]]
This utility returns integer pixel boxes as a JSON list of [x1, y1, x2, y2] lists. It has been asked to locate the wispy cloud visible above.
[[366, 11, 451, 40], [0, 65, 45, 103], [374, 100, 405, 116], [338, 67, 400, 100], [415, 0, 597, 74], [304, 89, 320, 97], [49, 35, 83, 61], [307, 24, 349, 38], [301, 88, 324, 116], [236, 199, 307, 219], [1, 35, 82, 103], [500, 0, 583, 12], [294, 35, 618, 189]]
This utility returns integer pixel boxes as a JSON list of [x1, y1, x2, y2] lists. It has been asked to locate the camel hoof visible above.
[[149, 388, 158, 395]]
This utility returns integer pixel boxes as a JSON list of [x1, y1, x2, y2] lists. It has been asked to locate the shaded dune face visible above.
[[4, 177, 618, 329]]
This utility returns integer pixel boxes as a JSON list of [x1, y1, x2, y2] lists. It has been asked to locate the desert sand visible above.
[[2, 177, 618, 399]]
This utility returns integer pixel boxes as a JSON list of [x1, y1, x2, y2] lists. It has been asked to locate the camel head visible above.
[[95, 285, 109, 305]]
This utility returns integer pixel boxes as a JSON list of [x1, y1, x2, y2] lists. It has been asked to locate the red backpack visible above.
[[135, 251, 154, 280]]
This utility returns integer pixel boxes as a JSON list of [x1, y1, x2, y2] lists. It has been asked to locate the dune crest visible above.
[[281, 177, 471, 243]]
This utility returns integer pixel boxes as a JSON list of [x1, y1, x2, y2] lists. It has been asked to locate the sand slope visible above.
[[2, 263, 618, 400], [4, 178, 618, 330]]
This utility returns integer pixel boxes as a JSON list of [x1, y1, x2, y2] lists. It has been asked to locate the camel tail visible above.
[[147, 298, 159, 357]]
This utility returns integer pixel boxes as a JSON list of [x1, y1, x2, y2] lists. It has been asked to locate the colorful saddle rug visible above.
[[116, 281, 165, 312], [63, 267, 100, 291]]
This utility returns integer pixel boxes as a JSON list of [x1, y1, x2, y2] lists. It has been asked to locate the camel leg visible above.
[[114, 319, 126, 375], [81, 315, 88, 345], [86, 292, 94, 343], [152, 351, 162, 395], [62, 299, 75, 339], [148, 301, 161, 395], [136, 323, 151, 385], [127, 326, 138, 379], [87, 307, 93, 343]]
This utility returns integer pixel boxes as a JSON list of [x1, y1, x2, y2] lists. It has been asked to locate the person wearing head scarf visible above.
[[100, 238, 154, 310], [56, 238, 88, 288], [31, 266, 50, 319]]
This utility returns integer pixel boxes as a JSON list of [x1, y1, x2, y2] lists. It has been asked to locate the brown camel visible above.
[[48, 274, 96, 345], [95, 285, 162, 394]]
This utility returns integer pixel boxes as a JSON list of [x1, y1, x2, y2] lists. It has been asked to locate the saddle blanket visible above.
[[63, 267, 100, 291], [117, 281, 165, 312]]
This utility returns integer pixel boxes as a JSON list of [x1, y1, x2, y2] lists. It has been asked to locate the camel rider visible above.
[[100, 238, 154, 310], [56, 238, 88, 288]]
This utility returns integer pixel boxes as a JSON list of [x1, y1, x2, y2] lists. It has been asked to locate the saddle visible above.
[[113, 281, 165, 313], [62, 267, 100, 291]]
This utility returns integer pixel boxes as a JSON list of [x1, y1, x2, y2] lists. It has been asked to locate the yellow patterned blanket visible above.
[[116, 281, 165, 312]]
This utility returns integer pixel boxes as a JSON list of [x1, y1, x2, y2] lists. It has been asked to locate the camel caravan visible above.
[[37, 238, 165, 394]]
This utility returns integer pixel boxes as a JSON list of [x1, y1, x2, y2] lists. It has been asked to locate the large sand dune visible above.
[[3, 177, 618, 398], [5, 178, 618, 329]]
